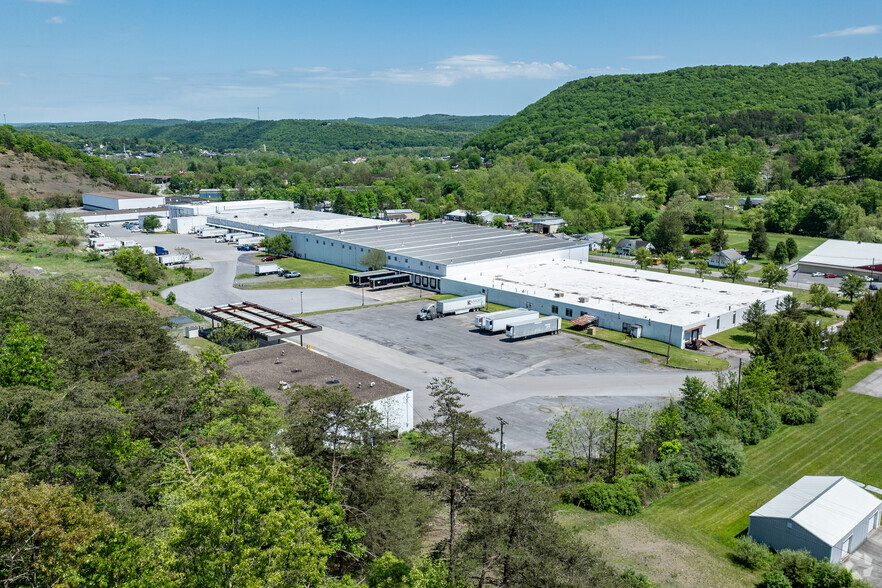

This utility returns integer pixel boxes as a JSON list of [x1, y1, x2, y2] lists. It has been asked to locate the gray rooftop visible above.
[[751, 476, 881, 545], [800, 239, 882, 270], [311, 221, 583, 266]]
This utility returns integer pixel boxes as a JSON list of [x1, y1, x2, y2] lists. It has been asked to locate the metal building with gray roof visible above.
[[748, 476, 881, 562]]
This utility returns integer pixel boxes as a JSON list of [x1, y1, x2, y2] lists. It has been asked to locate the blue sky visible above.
[[3, 0, 881, 123]]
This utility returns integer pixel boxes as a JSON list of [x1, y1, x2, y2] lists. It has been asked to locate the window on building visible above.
[[565, 308, 573, 317], [716, 318, 720, 329], [733, 313, 736, 324], [552, 305, 559, 314]]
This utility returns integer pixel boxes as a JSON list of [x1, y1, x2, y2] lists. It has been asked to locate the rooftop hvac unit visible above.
[[554, 292, 564, 298], [578, 296, 587, 303]]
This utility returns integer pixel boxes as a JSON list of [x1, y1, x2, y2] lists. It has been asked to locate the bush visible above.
[[813, 558, 858, 588], [732, 536, 772, 570], [571, 481, 641, 516], [696, 432, 745, 476], [165, 291, 176, 305], [801, 389, 829, 407], [761, 570, 793, 588], [654, 452, 702, 483], [778, 396, 819, 425], [774, 549, 817, 588]]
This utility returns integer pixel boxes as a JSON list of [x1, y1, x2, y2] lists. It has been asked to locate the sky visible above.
[[2, 0, 881, 123]]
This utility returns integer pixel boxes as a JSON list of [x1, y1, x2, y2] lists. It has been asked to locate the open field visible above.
[[558, 362, 882, 587]]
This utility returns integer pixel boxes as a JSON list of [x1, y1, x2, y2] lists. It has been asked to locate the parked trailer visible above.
[[475, 308, 530, 329], [437, 294, 486, 316], [225, 233, 249, 242], [255, 263, 282, 275], [198, 228, 227, 238], [140, 245, 156, 255], [505, 316, 561, 340], [90, 239, 123, 251], [235, 236, 263, 245], [350, 269, 396, 287], [158, 254, 190, 266], [369, 273, 411, 289], [482, 309, 539, 333]]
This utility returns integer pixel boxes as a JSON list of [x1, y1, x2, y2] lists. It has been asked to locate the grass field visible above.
[[237, 257, 353, 289], [565, 325, 730, 371], [559, 361, 882, 586]]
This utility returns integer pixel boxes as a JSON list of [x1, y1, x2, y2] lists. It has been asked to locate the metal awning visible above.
[[196, 301, 322, 342], [570, 314, 598, 327], [684, 324, 706, 332]]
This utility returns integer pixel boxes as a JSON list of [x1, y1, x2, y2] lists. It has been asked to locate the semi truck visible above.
[[155, 246, 169, 256], [255, 263, 282, 275], [476, 309, 539, 332], [416, 294, 486, 320], [158, 254, 190, 266], [505, 316, 561, 340]]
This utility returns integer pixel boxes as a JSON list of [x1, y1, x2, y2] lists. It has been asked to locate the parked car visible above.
[[262, 255, 279, 262], [281, 270, 301, 279], [811, 272, 824, 277], [98, 222, 109, 227], [824, 273, 839, 278], [864, 276, 874, 282], [870, 283, 879, 291], [236, 245, 251, 251]]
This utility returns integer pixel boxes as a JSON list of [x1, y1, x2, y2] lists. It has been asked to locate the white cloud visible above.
[[627, 55, 666, 60], [814, 25, 879, 38], [370, 54, 583, 86], [249, 69, 278, 77], [28, 0, 69, 4], [46, 16, 64, 24]]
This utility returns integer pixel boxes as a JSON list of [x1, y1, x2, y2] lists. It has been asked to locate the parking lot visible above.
[[314, 301, 662, 380]]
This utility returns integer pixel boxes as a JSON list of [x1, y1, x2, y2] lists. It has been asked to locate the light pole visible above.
[[496, 416, 507, 483], [300, 291, 303, 315]]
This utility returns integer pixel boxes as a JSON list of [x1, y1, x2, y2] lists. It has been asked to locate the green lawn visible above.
[[238, 258, 354, 289], [564, 325, 730, 371], [712, 309, 842, 350]]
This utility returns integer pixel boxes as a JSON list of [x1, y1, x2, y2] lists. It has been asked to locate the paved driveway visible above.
[[844, 530, 882, 587], [849, 365, 882, 398]]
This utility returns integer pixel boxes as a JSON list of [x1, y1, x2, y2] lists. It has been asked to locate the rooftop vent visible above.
[[554, 292, 564, 298], [339, 228, 344, 234], [578, 297, 587, 303]]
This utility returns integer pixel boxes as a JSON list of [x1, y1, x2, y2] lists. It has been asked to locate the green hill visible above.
[[21, 115, 505, 158], [468, 58, 882, 161]]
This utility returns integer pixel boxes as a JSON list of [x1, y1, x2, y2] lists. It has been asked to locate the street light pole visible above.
[[496, 417, 507, 483]]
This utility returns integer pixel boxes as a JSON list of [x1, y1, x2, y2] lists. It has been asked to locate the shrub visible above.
[[802, 389, 829, 407], [696, 432, 745, 476], [813, 558, 857, 587], [774, 549, 818, 588], [778, 396, 818, 425], [654, 452, 702, 483], [571, 481, 641, 516], [165, 291, 176, 305], [732, 536, 772, 570], [761, 570, 793, 588]]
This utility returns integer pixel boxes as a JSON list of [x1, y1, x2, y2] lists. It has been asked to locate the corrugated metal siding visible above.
[[749, 516, 832, 561]]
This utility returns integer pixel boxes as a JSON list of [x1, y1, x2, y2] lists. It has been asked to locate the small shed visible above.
[[749, 476, 881, 562]]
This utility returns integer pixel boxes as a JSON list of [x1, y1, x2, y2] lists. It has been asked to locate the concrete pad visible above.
[[849, 366, 882, 398], [844, 530, 882, 587]]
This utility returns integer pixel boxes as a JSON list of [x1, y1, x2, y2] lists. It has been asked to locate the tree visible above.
[[0, 204, 26, 240], [839, 273, 867, 302], [633, 246, 652, 271], [748, 220, 769, 258], [743, 300, 768, 339], [776, 294, 804, 321], [662, 252, 682, 274], [646, 209, 684, 254], [416, 378, 495, 586], [838, 290, 882, 360], [0, 319, 57, 389], [808, 283, 838, 313], [785, 237, 798, 261], [772, 241, 789, 265], [600, 236, 615, 254], [142, 215, 161, 232], [261, 233, 292, 256], [162, 444, 360, 588], [710, 224, 728, 252], [112, 246, 164, 284], [359, 248, 387, 270], [543, 407, 610, 475], [693, 258, 710, 281], [722, 260, 747, 283], [491, 215, 506, 228], [760, 264, 788, 290]]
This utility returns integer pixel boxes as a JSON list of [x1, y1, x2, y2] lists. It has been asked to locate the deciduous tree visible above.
[[760, 264, 788, 289]]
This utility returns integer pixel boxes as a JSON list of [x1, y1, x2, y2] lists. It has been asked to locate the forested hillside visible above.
[[22, 115, 505, 158], [469, 58, 882, 163]]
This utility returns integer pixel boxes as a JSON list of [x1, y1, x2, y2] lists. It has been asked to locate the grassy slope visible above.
[[561, 363, 882, 587]]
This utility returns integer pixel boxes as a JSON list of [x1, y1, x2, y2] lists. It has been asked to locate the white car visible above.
[[811, 272, 824, 277]]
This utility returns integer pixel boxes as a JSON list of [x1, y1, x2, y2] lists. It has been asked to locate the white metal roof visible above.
[[449, 258, 786, 327], [751, 476, 882, 546], [800, 239, 882, 270]]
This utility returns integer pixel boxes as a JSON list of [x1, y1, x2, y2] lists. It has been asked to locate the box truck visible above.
[[505, 316, 561, 340], [255, 263, 282, 275]]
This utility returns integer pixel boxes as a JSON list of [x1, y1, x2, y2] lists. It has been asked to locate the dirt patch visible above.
[[0, 152, 115, 199]]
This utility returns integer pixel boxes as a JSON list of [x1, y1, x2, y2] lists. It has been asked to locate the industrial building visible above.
[[82, 191, 165, 211], [749, 476, 881, 562], [440, 259, 788, 348], [225, 343, 413, 433], [798, 239, 882, 279]]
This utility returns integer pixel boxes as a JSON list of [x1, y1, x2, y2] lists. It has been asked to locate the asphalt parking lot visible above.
[[313, 301, 662, 380]]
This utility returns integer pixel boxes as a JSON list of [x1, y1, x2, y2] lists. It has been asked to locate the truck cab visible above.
[[416, 303, 439, 320]]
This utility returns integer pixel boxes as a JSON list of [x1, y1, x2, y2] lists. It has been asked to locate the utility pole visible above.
[[496, 417, 507, 483], [666, 324, 673, 365], [609, 409, 622, 480], [735, 358, 743, 419]]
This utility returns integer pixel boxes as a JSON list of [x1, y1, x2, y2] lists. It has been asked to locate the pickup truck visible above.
[[280, 270, 301, 279]]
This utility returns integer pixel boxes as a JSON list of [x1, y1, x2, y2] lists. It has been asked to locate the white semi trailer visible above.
[[158, 254, 191, 266], [505, 316, 562, 340], [416, 294, 486, 320], [479, 309, 539, 333], [198, 228, 227, 238], [255, 263, 282, 275]]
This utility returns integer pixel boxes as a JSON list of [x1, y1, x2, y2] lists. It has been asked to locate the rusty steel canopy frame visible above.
[[196, 301, 322, 342]]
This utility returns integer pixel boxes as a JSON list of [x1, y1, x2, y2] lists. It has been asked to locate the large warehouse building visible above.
[[798, 239, 882, 279], [441, 259, 788, 348], [82, 191, 165, 211]]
